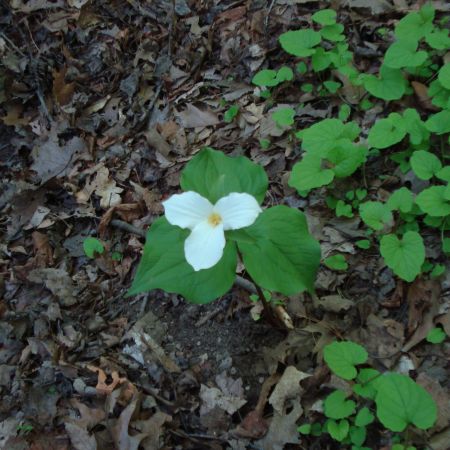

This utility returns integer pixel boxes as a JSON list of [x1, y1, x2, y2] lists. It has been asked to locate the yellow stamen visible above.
[[208, 212, 222, 227]]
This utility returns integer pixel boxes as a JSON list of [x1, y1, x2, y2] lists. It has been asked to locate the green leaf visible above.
[[111, 251, 122, 261], [438, 62, 450, 90], [375, 373, 437, 432], [402, 108, 429, 145], [301, 118, 349, 155], [416, 186, 450, 217], [327, 419, 349, 442], [327, 141, 367, 178], [312, 48, 332, 71], [181, 147, 268, 204], [324, 341, 368, 380], [128, 217, 237, 303], [276, 66, 294, 83], [362, 66, 407, 101], [349, 426, 367, 447], [380, 231, 425, 282], [252, 69, 278, 87], [259, 138, 270, 150], [279, 29, 321, 57], [395, 4, 435, 43], [324, 80, 342, 93], [235, 206, 321, 295], [338, 104, 351, 122], [430, 264, 445, 278], [359, 201, 393, 230], [355, 407, 375, 427], [436, 166, 450, 182], [425, 28, 450, 50], [426, 110, 450, 134], [353, 368, 381, 399], [312, 9, 337, 26], [297, 424, 312, 435], [384, 40, 428, 69], [289, 153, 334, 191], [387, 187, 413, 213], [410, 151, 442, 180], [336, 200, 353, 218], [321, 24, 345, 42], [272, 107, 295, 127], [355, 239, 370, 249], [324, 390, 356, 419], [83, 237, 105, 258], [324, 254, 348, 271], [426, 327, 446, 344], [368, 113, 406, 149], [224, 104, 239, 122]]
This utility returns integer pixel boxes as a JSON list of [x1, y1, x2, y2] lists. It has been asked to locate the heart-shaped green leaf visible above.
[[324, 390, 356, 419], [327, 419, 349, 442], [387, 187, 413, 213], [289, 153, 335, 192], [380, 232, 425, 282], [359, 201, 393, 230], [355, 407, 375, 427], [324, 341, 368, 380], [368, 113, 406, 149], [410, 151, 442, 180], [375, 373, 437, 432], [279, 29, 321, 57], [416, 186, 450, 217]]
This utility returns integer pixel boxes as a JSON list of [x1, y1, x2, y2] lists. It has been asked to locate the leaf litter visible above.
[[0, 0, 449, 449]]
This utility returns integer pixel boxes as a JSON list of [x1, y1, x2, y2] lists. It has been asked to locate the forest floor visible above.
[[0, 0, 449, 449]]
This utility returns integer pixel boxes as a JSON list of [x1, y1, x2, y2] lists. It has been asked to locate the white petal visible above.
[[184, 221, 226, 271], [214, 192, 262, 230], [163, 191, 213, 230]]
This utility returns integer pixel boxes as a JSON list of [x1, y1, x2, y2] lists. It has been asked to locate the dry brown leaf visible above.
[[53, 66, 75, 106], [64, 422, 97, 450], [411, 81, 439, 111], [32, 231, 53, 267], [177, 104, 220, 128], [87, 365, 127, 395]]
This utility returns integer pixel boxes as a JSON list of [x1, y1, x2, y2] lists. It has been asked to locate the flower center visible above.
[[207, 212, 222, 227]]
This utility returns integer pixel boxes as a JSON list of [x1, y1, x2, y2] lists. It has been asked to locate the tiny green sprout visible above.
[[296, 61, 307, 74], [324, 80, 341, 94], [355, 407, 374, 427], [297, 423, 311, 435], [224, 104, 239, 123], [17, 423, 34, 434], [355, 239, 370, 250], [327, 419, 349, 442], [111, 251, 122, 261], [336, 200, 353, 218], [259, 138, 270, 150], [83, 237, 105, 259], [324, 254, 348, 271], [301, 83, 314, 93], [359, 98, 373, 111], [426, 326, 446, 344], [338, 104, 351, 122]]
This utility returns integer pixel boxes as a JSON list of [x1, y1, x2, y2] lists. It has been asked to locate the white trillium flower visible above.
[[163, 191, 262, 271]]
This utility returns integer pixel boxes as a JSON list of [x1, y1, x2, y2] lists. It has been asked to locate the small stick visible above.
[[110, 219, 146, 238]]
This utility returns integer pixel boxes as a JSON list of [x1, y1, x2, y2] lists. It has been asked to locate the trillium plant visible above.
[[128, 148, 321, 304]]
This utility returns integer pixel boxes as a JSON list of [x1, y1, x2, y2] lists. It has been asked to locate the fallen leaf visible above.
[[177, 104, 220, 128]]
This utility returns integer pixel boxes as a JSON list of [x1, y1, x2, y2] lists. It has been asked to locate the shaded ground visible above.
[[0, 0, 449, 449]]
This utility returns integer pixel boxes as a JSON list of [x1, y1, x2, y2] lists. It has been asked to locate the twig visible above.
[[264, 0, 277, 32], [110, 219, 146, 238]]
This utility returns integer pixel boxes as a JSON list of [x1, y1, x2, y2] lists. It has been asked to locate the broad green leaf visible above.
[[279, 29, 321, 57], [272, 107, 295, 127], [416, 186, 450, 217], [444, 237, 450, 254], [395, 4, 435, 43], [387, 187, 413, 213], [375, 373, 437, 431], [359, 201, 393, 230], [426, 110, 450, 134], [368, 113, 406, 149], [312, 48, 332, 71], [297, 424, 311, 435], [300, 118, 345, 155], [252, 69, 278, 87], [327, 419, 349, 442], [425, 28, 450, 50], [410, 150, 442, 180], [321, 24, 345, 42], [353, 368, 381, 399], [289, 153, 334, 191], [349, 426, 366, 447], [324, 80, 341, 93], [324, 341, 368, 380], [438, 63, 450, 90], [181, 147, 268, 204], [430, 264, 445, 278], [355, 407, 375, 427], [426, 327, 446, 344], [83, 237, 105, 258], [324, 254, 348, 271], [380, 231, 425, 282], [327, 142, 367, 177], [384, 41, 428, 69], [402, 108, 429, 145], [436, 166, 450, 182], [428, 79, 450, 109], [128, 217, 237, 303], [275, 66, 294, 83], [362, 66, 407, 101], [336, 200, 353, 218], [324, 390, 356, 419], [234, 206, 321, 295], [224, 104, 239, 122], [312, 9, 337, 26]]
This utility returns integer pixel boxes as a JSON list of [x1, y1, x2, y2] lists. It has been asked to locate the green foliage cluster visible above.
[[252, 4, 450, 283], [129, 148, 321, 303], [298, 341, 438, 448]]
